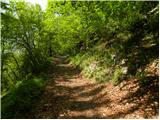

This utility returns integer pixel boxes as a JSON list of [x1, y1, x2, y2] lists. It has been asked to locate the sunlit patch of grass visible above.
[[70, 48, 115, 83], [112, 66, 124, 85]]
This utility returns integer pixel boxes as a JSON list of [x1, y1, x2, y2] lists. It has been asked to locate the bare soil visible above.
[[29, 57, 159, 119]]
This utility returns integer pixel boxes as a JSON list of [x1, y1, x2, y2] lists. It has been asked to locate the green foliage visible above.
[[1, 0, 51, 94], [69, 1, 158, 85], [69, 47, 114, 83], [112, 66, 123, 86], [1, 0, 159, 118], [1, 74, 47, 119]]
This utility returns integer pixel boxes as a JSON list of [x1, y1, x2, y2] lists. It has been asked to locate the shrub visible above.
[[1, 75, 47, 119]]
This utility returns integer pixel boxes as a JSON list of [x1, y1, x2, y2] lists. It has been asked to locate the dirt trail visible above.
[[29, 56, 159, 119]]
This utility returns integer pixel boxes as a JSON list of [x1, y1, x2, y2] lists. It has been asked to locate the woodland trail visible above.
[[29, 56, 159, 119]]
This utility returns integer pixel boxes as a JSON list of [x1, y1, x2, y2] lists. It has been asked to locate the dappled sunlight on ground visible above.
[[28, 57, 159, 119]]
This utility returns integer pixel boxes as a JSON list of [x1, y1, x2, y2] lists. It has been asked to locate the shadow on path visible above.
[[28, 56, 159, 119], [29, 56, 109, 119]]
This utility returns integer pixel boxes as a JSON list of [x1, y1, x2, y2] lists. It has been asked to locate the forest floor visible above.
[[28, 56, 159, 119]]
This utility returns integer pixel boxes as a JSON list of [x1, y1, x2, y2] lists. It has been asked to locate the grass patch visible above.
[[112, 66, 123, 85], [69, 49, 115, 83]]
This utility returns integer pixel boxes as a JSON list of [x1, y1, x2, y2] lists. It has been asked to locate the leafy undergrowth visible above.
[[69, 45, 126, 85], [1, 73, 47, 119], [69, 38, 158, 86]]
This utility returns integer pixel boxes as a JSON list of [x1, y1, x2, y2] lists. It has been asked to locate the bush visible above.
[[1, 74, 47, 119]]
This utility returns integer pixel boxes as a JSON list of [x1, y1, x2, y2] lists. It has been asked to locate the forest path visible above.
[[29, 56, 158, 119], [30, 56, 108, 118]]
